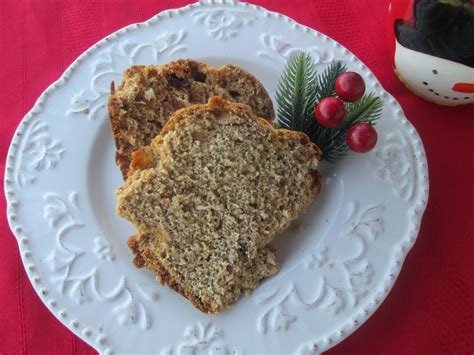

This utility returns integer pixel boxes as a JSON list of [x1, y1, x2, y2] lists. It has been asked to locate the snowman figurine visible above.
[[389, 0, 474, 106]]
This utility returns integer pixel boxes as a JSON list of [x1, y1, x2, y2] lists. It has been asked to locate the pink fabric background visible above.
[[1, 0, 473, 354]]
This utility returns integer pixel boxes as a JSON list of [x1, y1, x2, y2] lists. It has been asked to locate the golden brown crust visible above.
[[109, 60, 275, 178], [127, 235, 146, 268]]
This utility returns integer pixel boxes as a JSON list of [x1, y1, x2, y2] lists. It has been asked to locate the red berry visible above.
[[315, 97, 346, 128], [335, 72, 366, 102], [347, 123, 377, 153]]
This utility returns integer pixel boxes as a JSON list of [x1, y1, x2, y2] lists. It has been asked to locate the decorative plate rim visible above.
[[4, 0, 429, 353]]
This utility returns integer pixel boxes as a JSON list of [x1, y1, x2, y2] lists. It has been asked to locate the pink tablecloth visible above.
[[1, 0, 473, 354]]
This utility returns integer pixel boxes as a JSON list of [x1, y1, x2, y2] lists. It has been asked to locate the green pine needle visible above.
[[275, 52, 383, 162], [276, 52, 318, 132], [316, 61, 347, 101], [345, 94, 384, 125]]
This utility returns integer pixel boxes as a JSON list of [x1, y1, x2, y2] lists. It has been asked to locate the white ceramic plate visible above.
[[5, 1, 429, 354]]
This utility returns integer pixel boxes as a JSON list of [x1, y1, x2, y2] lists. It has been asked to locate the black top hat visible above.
[[396, 0, 474, 67]]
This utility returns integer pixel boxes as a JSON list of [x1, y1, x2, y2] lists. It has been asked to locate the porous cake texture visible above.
[[116, 97, 321, 313]]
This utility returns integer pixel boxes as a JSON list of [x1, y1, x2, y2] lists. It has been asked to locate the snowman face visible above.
[[395, 41, 474, 106]]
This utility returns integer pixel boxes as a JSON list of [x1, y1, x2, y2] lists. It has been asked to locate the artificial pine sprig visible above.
[[276, 52, 383, 162], [276, 52, 318, 132]]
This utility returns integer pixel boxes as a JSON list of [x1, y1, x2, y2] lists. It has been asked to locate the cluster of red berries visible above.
[[315, 72, 378, 153]]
